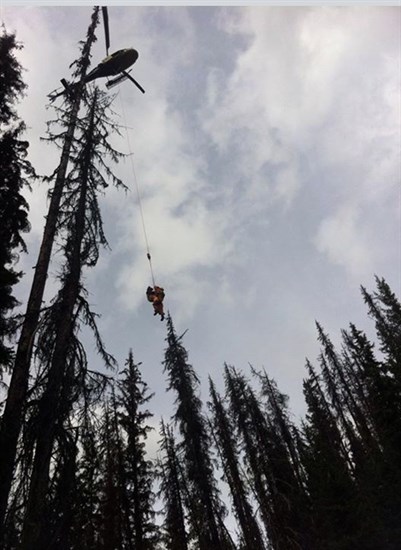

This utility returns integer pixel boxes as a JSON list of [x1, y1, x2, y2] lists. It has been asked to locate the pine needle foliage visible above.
[[0, 9, 100, 540], [0, 28, 34, 370], [208, 378, 266, 550], [116, 351, 159, 549], [19, 86, 124, 549], [163, 315, 234, 550], [158, 420, 189, 550]]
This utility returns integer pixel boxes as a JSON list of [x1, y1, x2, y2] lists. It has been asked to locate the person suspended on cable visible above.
[[146, 285, 165, 321]]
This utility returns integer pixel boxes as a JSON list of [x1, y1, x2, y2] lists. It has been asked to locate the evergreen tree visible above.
[[0, 8, 100, 538], [224, 365, 272, 540], [0, 28, 33, 369], [46, 420, 78, 550], [362, 277, 401, 376], [116, 350, 158, 549], [20, 86, 123, 549], [70, 404, 102, 550], [339, 325, 382, 454], [225, 365, 313, 550], [163, 316, 234, 550], [251, 368, 306, 491], [301, 361, 361, 549], [158, 420, 189, 550], [356, 279, 401, 547], [340, 323, 400, 548], [316, 324, 366, 473], [208, 378, 266, 550], [97, 400, 126, 550]]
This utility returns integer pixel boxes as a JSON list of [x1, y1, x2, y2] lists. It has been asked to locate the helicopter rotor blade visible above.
[[102, 6, 110, 55], [123, 70, 145, 94]]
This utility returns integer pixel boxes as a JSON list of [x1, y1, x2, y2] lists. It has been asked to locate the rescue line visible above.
[[118, 91, 166, 321]]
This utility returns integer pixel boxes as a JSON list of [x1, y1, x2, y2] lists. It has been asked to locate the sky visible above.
[[1, 3, 400, 434]]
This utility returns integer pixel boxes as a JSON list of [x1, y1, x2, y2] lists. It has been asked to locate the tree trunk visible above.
[[20, 90, 97, 550], [0, 10, 99, 540]]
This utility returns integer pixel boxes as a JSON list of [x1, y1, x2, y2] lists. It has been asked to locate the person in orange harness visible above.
[[146, 285, 165, 321]]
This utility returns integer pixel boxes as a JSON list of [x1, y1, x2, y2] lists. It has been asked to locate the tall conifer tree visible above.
[[158, 420, 189, 550], [302, 361, 361, 549], [0, 9, 100, 537], [116, 350, 158, 549], [20, 86, 124, 549], [97, 401, 126, 550], [70, 403, 102, 550], [0, 29, 33, 369], [209, 378, 266, 550], [225, 365, 313, 550], [163, 316, 234, 550]]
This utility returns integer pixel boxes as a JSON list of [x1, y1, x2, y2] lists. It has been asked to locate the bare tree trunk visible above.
[[0, 9, 99, 540]]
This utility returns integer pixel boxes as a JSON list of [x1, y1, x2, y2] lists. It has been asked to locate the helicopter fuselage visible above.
[[85, 48, 138, 83]]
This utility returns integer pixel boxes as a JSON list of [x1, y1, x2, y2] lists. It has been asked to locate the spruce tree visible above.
[[340, 323, 399, 547], [316, 324, 365, 473], [46, 420, 78, 550], [301, 361, 361, 549], [70, 403, 102, 550], [251, 368, 306, 491], [224, 365, 272, 540], [0, 8, 100, 537], [225, 365, 313, 550], [97, 400, 126, 550], [163, 316, 234, 550], [362, 277, 401, 381], [116, 350, 158, 549], [20, 86, 123, 549], [158, 420, 189, 550], [208, 378, 266, 550], [358, 280, 401, 547], [0, 28, 33, 369]]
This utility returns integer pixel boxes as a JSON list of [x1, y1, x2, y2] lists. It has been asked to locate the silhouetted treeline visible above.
[[2, 275, 400, 549], [1, 14, 401, 550]]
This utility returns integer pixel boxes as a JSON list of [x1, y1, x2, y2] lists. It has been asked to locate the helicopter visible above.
[[50, 7, 145, 100]]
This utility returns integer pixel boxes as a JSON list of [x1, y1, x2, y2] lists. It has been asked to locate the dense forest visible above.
[[1, 11, 401, 550]]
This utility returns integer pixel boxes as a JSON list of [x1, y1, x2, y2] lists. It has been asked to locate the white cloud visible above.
[[314, 205, 374, 279], [198, 6, 400, 282], [202, 6, 399, 171]]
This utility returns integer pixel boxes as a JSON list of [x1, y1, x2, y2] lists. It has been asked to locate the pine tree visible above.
[[316, 324, 366, 473], [251, 368, 307, 491], [116, 350, 158, 549], [20, 86, 124, 549], [158, 420, 189, 550], [70, 403, 102, 550], [339, 323, 400, 548], [0, 8, 100, 537], [224, 365, 272, 541], [301, 361, 361, 549], [357, 279, 401, 547], [163, 316, 234, 549], [208, 378, 266, 550], [225, 365, 313, 550], [0, 28, 34, 369], [362, 277, 401, 376], [46, 420, 78, 550], [339, 325, 382, 453], [97, 400, 126, 550]]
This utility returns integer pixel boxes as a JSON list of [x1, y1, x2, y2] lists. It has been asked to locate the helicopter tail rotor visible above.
[[122, 71, 145, 94]]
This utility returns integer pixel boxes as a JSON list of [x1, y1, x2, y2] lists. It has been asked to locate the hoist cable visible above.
[[118, 90, 156, 288]]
